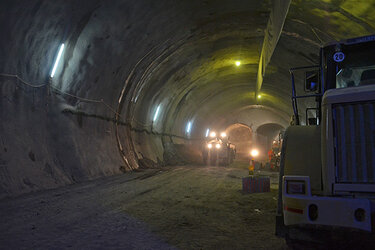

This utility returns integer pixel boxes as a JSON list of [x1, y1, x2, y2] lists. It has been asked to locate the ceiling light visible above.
[[235, 61, 241, 66], [186, 121, 192, 134], [51, 43, 65, 78], [153, 105, 161, 122]]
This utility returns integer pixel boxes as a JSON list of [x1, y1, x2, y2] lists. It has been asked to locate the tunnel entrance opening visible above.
[[255, 123, 285, 162], [225, 123, 253, 161]]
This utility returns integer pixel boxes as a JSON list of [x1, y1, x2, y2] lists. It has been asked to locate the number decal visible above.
[[333, 52, 345, 62]]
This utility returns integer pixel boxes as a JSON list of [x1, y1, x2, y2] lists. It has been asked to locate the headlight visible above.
[[250, 149, 259, 157], [207, 143, 212, 149], [220, 132, 227, 137], [215, 144, 221, 149], [209, 131, 216, 138]]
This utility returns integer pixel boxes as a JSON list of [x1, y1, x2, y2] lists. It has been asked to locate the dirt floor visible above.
[[0, 161, 287, 249]]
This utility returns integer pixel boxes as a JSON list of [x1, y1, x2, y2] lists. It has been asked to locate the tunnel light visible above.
[[153, 105, 161, 122], [209, 131, 216, 138], [207, 143, 213, 149], [250, 149, 259, 157], [205, 129, 210, 137], [50, 43, 65, 78], [257, 94, 262, 99], [215, 144, 221, 149], [235, 61, 241, 66], [186, 121, 192, 134], [220, 132, 227, 138]]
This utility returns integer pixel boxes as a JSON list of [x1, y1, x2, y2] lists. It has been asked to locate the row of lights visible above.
[[49, 44, 198, 136], [51, 46, 262, 155], [50, 48, 262, 134], [50, 47, 264, 136], [153, 105, 194, 135], [153, 105, 234, 138], [49, 44, 198, 135]]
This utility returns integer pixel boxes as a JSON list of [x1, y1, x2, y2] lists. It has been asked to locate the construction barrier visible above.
[[242, 176, 270, 193]]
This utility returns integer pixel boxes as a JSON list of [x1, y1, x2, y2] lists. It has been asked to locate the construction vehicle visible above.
[[202, 131, 236, 166], [275, 35, 375, 247]]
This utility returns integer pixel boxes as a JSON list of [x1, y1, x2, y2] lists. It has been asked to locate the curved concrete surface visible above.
[[1, 0, 374, 197]]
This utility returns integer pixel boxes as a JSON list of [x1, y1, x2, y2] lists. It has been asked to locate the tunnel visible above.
[[1, 0, 375, 248], [225, 123, 253, 159], [255, 122, 285, 161]]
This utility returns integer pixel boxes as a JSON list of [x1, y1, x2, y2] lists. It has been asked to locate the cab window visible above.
[[324, 41, 375, 90], [336, 66, 375, 88]]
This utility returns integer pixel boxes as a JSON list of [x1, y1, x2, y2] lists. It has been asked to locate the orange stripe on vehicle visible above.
[[284, 205, 303, 214]]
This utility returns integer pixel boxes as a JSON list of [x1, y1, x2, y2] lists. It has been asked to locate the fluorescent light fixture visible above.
[[51, 43, 65, 78], [186, 121, 192, 134], [205, 129, 210, 137], [153, 105, 161, 122]]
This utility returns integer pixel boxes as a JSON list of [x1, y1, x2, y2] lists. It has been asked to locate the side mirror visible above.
[[305, 70, 319, 92]]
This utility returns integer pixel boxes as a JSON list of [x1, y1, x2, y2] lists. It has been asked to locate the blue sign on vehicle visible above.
[[333, 52, 345, 62]]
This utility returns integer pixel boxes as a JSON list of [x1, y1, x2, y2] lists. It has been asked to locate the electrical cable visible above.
[[1, 73, 198, 140], [0, 73, 46, 88], [0, 73, 122, 118]]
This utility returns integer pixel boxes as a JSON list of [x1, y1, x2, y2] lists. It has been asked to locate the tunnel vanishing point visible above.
[[1, 0, 375, 198]]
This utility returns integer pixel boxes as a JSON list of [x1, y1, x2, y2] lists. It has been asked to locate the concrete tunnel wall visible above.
[[1, 0, 375, 198], [0, 0, 271, 198]]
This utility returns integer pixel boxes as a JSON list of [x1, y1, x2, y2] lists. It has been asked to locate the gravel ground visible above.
[[0, 162, 286, 249]]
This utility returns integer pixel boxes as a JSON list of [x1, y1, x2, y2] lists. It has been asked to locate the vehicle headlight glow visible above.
[[250, 149, 259, 157], [220, 132, 227, 138], [207, 143, 212, 149], [215, 144, 221, 149], [209, 131, 216, 138]]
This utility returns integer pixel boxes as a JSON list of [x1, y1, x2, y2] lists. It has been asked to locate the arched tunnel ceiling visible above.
[[1, 0, 375, 167]]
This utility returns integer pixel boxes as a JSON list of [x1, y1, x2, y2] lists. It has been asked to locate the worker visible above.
[[249, 158, 255, 175], [268, 149, 273, 161]]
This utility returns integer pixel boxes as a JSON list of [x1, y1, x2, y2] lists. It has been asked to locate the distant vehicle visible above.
[[202, 131, 236, 166], [276, 35, 375, 247]]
